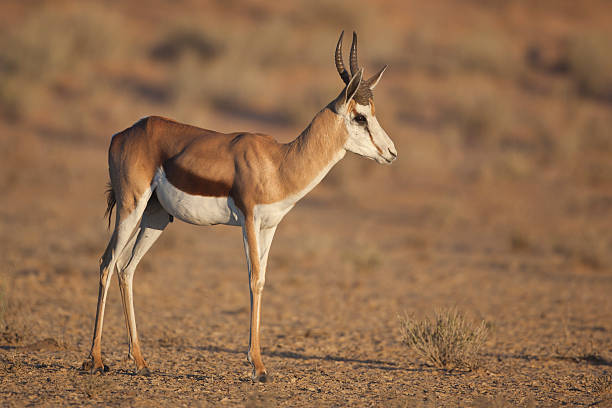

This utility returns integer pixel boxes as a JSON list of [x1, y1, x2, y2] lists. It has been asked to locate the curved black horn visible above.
[[335, 31, 350, 84], [349, 31, 359, 77]]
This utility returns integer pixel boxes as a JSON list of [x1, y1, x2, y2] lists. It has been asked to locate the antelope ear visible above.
[[343, 68, 363, 105], [367, 65, 387, 90]]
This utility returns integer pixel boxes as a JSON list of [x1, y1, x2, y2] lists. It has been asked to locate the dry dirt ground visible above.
[[1, 1, 612, 406]]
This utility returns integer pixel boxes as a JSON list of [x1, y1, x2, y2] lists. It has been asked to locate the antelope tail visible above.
[[104, 182, 116, 230]]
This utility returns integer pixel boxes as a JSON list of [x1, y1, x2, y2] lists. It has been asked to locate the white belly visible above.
[[154, 169, 242, 226]]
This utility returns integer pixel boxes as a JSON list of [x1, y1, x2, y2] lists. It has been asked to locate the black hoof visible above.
[[252, 371, 269, 383], [80, 360, 93, 371], [136, 366, 151, 376], [90, 364, 109, 375], [82, 358, 109, 374]]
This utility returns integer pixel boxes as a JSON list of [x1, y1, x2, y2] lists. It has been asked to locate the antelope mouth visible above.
[[379, 148, 397, 164]]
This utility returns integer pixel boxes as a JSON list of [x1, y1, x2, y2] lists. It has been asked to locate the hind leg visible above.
[[114, 208, 156, 366], [116, 196, 170, 375], [83, 190, 152, 374], [116, 225, 143, 365]]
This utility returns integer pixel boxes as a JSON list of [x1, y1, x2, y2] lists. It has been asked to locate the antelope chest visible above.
[[253, 199, 296, 229]]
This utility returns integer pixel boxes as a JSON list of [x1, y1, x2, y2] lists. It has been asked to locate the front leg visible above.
[[241, 216, 277, 382]]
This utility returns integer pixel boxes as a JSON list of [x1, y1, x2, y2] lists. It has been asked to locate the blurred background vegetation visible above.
[[0, 0, 611, 268]]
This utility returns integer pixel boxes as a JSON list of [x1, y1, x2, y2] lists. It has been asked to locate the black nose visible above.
[[388, 148, 397, 158]]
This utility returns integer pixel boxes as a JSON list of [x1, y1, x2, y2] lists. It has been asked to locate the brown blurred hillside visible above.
[[2, 0, 611, 269], [1, 1, 611, 406]]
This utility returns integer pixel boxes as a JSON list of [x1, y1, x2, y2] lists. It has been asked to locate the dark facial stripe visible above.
[[352, 105, 383, 155], [366, 125, 383, 154]]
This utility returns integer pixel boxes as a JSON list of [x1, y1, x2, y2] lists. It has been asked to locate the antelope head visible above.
[[333, 31, 397, 164]]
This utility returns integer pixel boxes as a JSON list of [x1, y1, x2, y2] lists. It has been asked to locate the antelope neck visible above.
[[277, 108, 347, 199]]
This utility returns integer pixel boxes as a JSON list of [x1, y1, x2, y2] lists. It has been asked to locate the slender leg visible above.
[[116, 196, 170, 375], [116, 227, 142, 360], [242, 216, 277, 382], [258, 225, 277, 277], [83, 191, 152, 374]]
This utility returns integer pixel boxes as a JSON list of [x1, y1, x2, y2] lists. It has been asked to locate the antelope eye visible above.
[[354, 114, 367, 124]]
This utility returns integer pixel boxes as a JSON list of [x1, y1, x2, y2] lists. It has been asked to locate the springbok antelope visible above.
[[82, 31, 397, 381]]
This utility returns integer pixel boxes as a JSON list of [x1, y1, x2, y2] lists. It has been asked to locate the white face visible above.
[[342, 102, 397, 164]]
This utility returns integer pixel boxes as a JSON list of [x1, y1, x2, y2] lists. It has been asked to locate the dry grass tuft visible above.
[[399, 308, 488, 371]]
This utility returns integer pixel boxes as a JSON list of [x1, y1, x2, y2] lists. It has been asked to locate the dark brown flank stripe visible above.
[[163, 160, 232, 197]]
